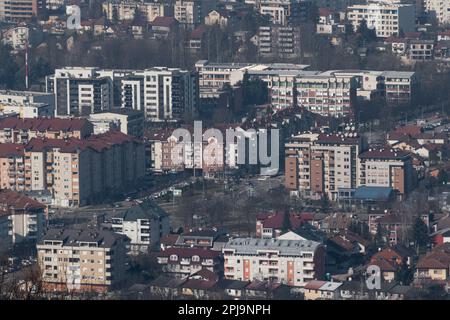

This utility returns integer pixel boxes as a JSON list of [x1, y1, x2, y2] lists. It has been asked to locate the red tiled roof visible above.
[[417, 243, 450, 269], [0, 190, 45, 217], [25, 131, 138, 153], [0, 117, 91, 132], [304, 280, 327, 290], [316, 133, 359, 145], [151, 16, 178, 28], [328, 235, 354, 251], [191, 25, 207, 39], [256, 212, 309, 230], [160, 234, 180, 246], [369, 257, 397, 272], [0, 143, 24, 157]]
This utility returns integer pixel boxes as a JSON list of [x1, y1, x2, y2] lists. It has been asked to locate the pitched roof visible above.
[[0, 190, 45, 217], [0, 143, 24, 157], [417, 243, 450, 269], [0, 117, 91, 132]]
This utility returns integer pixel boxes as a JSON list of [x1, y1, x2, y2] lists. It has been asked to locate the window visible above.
[[170, 254, 178, 261]]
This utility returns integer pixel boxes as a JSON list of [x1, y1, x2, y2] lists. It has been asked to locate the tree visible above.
[[375, 222, 385, 246], [410, 216, 429, 252], [281, 210, 292, 233], [395, 257, 413, 285], [357, 19, 377, 43]]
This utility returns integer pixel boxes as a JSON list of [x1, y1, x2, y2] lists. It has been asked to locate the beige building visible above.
[[223, 237, 325, 287], [37, 227, 128, 292], [358, 148, 415, 198], [424, 0, 450, 26], [347, 2, 415, 38], [0, 189, 46, 245], [0, 0, 37, 21], [0, 131, 145, 207], [204, 10, 228, 29], [285, 132, 361, 200], [0, 117, 93, 144]]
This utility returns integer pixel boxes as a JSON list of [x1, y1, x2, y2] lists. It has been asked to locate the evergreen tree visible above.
[[281, 210, 292, 233], [375, 222, 385, 246], [410, 216, 429, 252], [395, 257, 413, 285]]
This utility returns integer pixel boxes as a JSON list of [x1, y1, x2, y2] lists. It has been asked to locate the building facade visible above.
[[223, 237, 325, 287], [36, 227, 128, 292], [347, 2, 415, 38]]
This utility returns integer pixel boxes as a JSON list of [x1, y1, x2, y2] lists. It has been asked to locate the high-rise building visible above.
[[257, 25, 301, 58], [424, 0, 450, 26], [347, 2, 416, 38], [285, 132, 361, 200], [123, 67, 198, 121], [0, 0, 37, 21], [46, 68, 113, 117]]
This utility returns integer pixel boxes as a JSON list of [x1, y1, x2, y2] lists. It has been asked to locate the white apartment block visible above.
[[102, 1, 172, 23], [1, 25, 28, 51], [36, 228, 128, 292], [111, 201, 170, 253], [358, 148, 415, 198], [424, 0, 450, 25], [46, 67, 113, 117], [174, 0, 216, 25], [0, 190, 46, 245], [0, 90, 55, 117], [88, 109, 145, 137], [347, 2, 415, 38], [223, 237, 326, 287], [295, 73, 356, 117], [126, 67, 198, 121]]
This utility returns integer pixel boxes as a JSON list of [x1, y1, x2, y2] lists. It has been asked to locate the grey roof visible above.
[[115, 201, 168, 222], [381, 71, 415, 79], [40, 227, 127, 248], [223, 237, 321, 256], [354, 186, 394, 201]]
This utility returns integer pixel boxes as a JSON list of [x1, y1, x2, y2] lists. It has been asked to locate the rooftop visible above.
[[223, 237, 321, 255]]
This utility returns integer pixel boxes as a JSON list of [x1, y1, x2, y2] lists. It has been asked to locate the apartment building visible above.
[[46, 67, 113, 117], [383, 71, 417, 106], [194, 60, 309, 97], [88, 109, 145, 137], [123, 67, 198, 121], [111, 201, 170, 253], [0, 189, 46, 245], [0, 117, 93, 143], [0, 131, 145, 207], [156, 247, 223, 278], [0, 102, 53, 118], [285, 132, 361, 200], [347, 2, 415, 38], [295, 73, 357, 118], [358, 148, 415, 198], [0, 143, 26, 191], [0, 90, 55, 112], [174, 0, 217, 26], [424, 0, 450, 26], [0, 0, 37, 21], [258, 0, 313, 26], [223, 237, 325, 287], [36, 227, 128, 292], [257, 25, 301, 58], [408, 40, 435, 61], [102, 0, 173, 23]]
